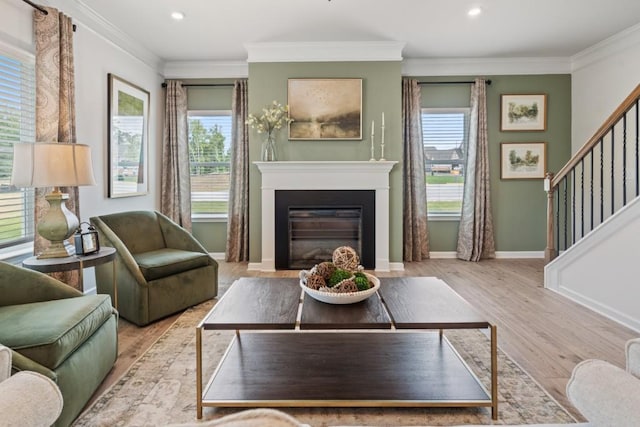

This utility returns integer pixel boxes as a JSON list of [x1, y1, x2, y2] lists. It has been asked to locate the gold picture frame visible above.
[[287, 78, 362, 140], [500, 94, 547, 131], [500, 142, 547, 180]]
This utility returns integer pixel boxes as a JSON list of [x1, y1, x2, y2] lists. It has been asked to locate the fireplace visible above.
[[275, 190, 375, 269], [253, 161, 397, 272]]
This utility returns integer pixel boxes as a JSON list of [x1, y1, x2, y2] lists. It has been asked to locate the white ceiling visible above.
[[78, 0, 640, 63]]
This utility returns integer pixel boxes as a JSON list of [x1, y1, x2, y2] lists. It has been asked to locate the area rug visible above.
[[73, 299, 577, 427]]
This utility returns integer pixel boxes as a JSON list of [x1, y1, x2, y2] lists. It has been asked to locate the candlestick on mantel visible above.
[[380, 113, 386, 161], [370, 120, 376, 161]]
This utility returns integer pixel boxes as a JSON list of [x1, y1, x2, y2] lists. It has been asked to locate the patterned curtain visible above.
[[225, 79, 249, 262], [456, 78, 495, 261], [34, 7, 79, 289], [402, 78, 429, 261], [160, 80, 191, 230]]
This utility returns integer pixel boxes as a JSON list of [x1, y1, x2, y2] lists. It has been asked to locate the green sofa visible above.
[[0, 262, 118, 427], [90, 210, 218, 326]]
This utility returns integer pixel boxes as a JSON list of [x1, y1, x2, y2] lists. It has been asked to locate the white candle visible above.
[[371, 120, 375, 140], [382, 112, 385, 127], [370, 120, 375, 161]]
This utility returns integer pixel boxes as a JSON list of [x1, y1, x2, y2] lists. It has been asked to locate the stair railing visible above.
[[545, 83, 640, 263]]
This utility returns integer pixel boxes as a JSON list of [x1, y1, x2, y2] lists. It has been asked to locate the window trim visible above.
[[422, 107, 470, 220]]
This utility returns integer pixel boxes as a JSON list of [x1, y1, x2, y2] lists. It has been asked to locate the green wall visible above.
[[420, 75, 572, 252], [187, 72, 571, 258], [248, 62, 403, 264]]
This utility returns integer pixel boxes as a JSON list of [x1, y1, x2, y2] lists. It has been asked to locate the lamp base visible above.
[[36, 191, 79, 259], [37, 240, 76, 259]]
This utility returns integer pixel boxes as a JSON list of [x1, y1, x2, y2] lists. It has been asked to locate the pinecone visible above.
[[305, 274, 326, 290], [314, 261, 337, 280], [333, 279, 358, 293]]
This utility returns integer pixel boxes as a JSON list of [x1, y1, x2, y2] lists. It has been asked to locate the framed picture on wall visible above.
[[500, 94, 547, 131], [500, 142, 547, 179], [287, 78, 362, 140], [107, 74, 150, 198]]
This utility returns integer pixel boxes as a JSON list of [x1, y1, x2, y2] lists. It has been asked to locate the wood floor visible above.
[[90, 258, 637, 420]]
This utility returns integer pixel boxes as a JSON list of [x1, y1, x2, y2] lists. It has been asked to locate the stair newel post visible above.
[[544, 172, 557, 263]]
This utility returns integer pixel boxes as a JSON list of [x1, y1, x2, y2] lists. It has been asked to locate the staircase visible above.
[[544, 83, 640, 332]]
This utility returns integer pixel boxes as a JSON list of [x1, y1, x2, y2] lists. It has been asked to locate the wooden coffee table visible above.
[[196, 277, 498, 419]]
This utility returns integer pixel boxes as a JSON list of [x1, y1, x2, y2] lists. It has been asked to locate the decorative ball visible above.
[[332, 246, 360, 271], [305, 274, 326, 290], [314, 261, 337, 280], [334, 279, 358, 293]]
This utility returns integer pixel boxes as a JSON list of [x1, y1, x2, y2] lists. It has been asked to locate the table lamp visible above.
[[11, 142, 97, 259]]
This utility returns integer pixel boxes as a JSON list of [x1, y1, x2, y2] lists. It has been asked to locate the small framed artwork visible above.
[[107, 74, 150, 198], [500, 94, 547, 131], [500, 142, 547, 180], [287, 78, 362, 140]]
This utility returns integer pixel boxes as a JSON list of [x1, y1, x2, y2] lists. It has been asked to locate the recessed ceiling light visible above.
[[171, 11, 185, 20], [468, 7, 482, 17]]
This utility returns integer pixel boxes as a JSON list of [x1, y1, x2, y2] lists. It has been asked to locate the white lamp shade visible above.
[[11, 142, 97, 188]]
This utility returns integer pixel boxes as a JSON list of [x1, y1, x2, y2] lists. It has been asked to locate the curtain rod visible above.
[[418, 80, 492, 86], [22, 0, 47, 15], [22, 0, 77, 31], [161, 83, 234, 88]]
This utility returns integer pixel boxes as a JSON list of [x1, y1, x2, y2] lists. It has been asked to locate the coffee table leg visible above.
[[490, 324, 498, 420], [196, 326, 203, 419]]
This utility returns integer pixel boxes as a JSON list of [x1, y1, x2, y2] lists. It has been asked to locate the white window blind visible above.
[[422, 108, 469, 217], [0, 53, 36, 247], [187, 110, 232, 219]]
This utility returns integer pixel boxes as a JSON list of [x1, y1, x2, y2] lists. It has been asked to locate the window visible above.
[[422, 108, 469, 218], [188, 110, 232, 219], [0, 52, 36, 248]]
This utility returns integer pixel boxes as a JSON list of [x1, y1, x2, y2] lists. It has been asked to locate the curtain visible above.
[[160, 80, 191, 230], [457, 78, 495, 261], [34, 7, 80, 289], [402, 78, 430, 261], [225, 79, 250, 262]]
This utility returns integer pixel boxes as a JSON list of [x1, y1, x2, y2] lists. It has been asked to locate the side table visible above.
[[22, 247, 118, 308]]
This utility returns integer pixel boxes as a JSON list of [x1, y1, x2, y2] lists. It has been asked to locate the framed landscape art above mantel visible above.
[[287, 78, 362, 140]]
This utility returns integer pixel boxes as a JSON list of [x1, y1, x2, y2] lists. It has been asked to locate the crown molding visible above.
[[163, 61, 248, 79], [571, 22, 640, 72], [402, 57, 571, 76], [245, 41, 405, 63], [50, 0, 164, 73]]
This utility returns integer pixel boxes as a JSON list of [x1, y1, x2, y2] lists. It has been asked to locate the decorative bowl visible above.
[[299, 270, 380, 304]]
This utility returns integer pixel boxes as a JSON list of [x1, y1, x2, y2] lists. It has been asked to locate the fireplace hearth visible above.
[[275, 190, 375, 269]]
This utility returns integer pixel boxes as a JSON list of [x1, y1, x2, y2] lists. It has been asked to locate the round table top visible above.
[[22, 246, 116, 273]]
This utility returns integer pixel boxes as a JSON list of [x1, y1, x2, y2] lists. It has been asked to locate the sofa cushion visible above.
[[134, 248, 211, 281], [0, 295, 114, 370]]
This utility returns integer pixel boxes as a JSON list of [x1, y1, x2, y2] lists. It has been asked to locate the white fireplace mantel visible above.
[[252, 161, 397, 272]]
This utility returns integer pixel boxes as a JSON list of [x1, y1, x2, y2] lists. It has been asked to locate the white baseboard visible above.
[[388, 262, 405, 271], [430, 251, 544, 259], [429, 252, 458, 259], [495, 251, 544, 259], [553, 286, 640, 333], [209, 252, 225, 260]]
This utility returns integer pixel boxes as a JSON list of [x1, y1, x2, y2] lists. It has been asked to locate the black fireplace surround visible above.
[[275, 190, 375, 270]]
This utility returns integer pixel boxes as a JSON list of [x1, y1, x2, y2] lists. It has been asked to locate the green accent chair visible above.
[[0, 262, 118, 427], [90, 210, 218, 326]]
